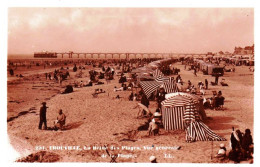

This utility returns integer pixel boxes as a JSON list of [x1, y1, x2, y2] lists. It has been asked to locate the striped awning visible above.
[[139, 81, 162, 98], [185, 121, 226, 142], [165, 92, 201, 101], [162, 93, 199, 107]]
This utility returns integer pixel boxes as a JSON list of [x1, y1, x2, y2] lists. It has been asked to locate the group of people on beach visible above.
[[38, 102, 66, 131], [214, 127, 253, 163]]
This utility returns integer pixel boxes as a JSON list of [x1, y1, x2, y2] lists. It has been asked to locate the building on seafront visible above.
[[233, 44, 254, 55]]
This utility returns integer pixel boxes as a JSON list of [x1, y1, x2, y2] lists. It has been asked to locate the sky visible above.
[[8, 8, 254, 55]]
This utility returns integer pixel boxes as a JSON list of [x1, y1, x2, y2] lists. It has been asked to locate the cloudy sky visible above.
[[8, 8, 254, 55]]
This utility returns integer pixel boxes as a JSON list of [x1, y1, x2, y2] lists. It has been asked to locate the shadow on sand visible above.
[[204, 116, 238, 134], [63, 121, 84, 130]]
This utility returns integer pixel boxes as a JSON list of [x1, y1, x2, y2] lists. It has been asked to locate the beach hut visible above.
[[161, 92, 205, 130], [161, 92, 225, 142], [163, 79, 179, 94], [207, 64, 224, 76], [201, 63, 224, 76], [139, 69, 170, 98]]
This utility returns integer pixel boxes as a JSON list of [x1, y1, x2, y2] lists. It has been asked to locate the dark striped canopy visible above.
[[162, 92, 200, 107]]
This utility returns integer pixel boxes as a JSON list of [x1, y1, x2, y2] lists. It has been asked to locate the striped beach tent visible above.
[[163, 79, 179, 93], [139, 81, 162, 98], [165, 92, 207, 120], [161, 92, 225, 142], [152, 69, 169, 82], [161, 93, 201, 130], [185, 121, 226, 142]]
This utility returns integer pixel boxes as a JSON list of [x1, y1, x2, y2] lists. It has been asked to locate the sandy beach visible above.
[[7, 60, 254, 163]]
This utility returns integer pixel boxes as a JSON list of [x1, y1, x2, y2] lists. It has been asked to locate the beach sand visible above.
[[7, 62, 254, 163]]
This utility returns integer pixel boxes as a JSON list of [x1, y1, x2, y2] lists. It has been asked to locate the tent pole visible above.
[[211, 140, 213, 160]]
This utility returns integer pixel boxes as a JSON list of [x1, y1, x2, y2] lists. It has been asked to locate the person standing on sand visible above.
[[141, 92, 149, 116], [148, 119, 159, 136], [39, 102, 48, 130], [205, 79, 208, 90], [194, 68, 197, 76], [215, 74, 219, 85]]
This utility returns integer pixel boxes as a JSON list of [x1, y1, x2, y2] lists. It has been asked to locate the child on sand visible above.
[[215, 143, 226, 159], [148, 119, 159, 136]]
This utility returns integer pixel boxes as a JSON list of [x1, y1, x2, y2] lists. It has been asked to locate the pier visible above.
[[54, 52, 208, 59]]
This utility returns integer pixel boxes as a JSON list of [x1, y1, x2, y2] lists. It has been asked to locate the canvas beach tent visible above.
[[165, 92, 207, 120], [139, 69, 170, 98], [185, 121, 226, 142], [163, 78, 179, 94], [161, 92, 202, 130], [161, 92, 225, 142]]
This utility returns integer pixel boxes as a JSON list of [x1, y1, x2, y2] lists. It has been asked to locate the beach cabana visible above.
[[161, 92, 225, 142], [161, 93, 205, 130]]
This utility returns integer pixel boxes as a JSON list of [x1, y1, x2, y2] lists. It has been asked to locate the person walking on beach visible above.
[[39, 102, 48, 130], [194, 68, 197, 76], [48, 73, 52, 80], [215, 74, 219, 85], [141, 92, 149, 116], [205, 79, 208, 90]]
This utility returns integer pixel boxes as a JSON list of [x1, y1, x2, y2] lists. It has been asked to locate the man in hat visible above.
[[39, 102, 48, 130]]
